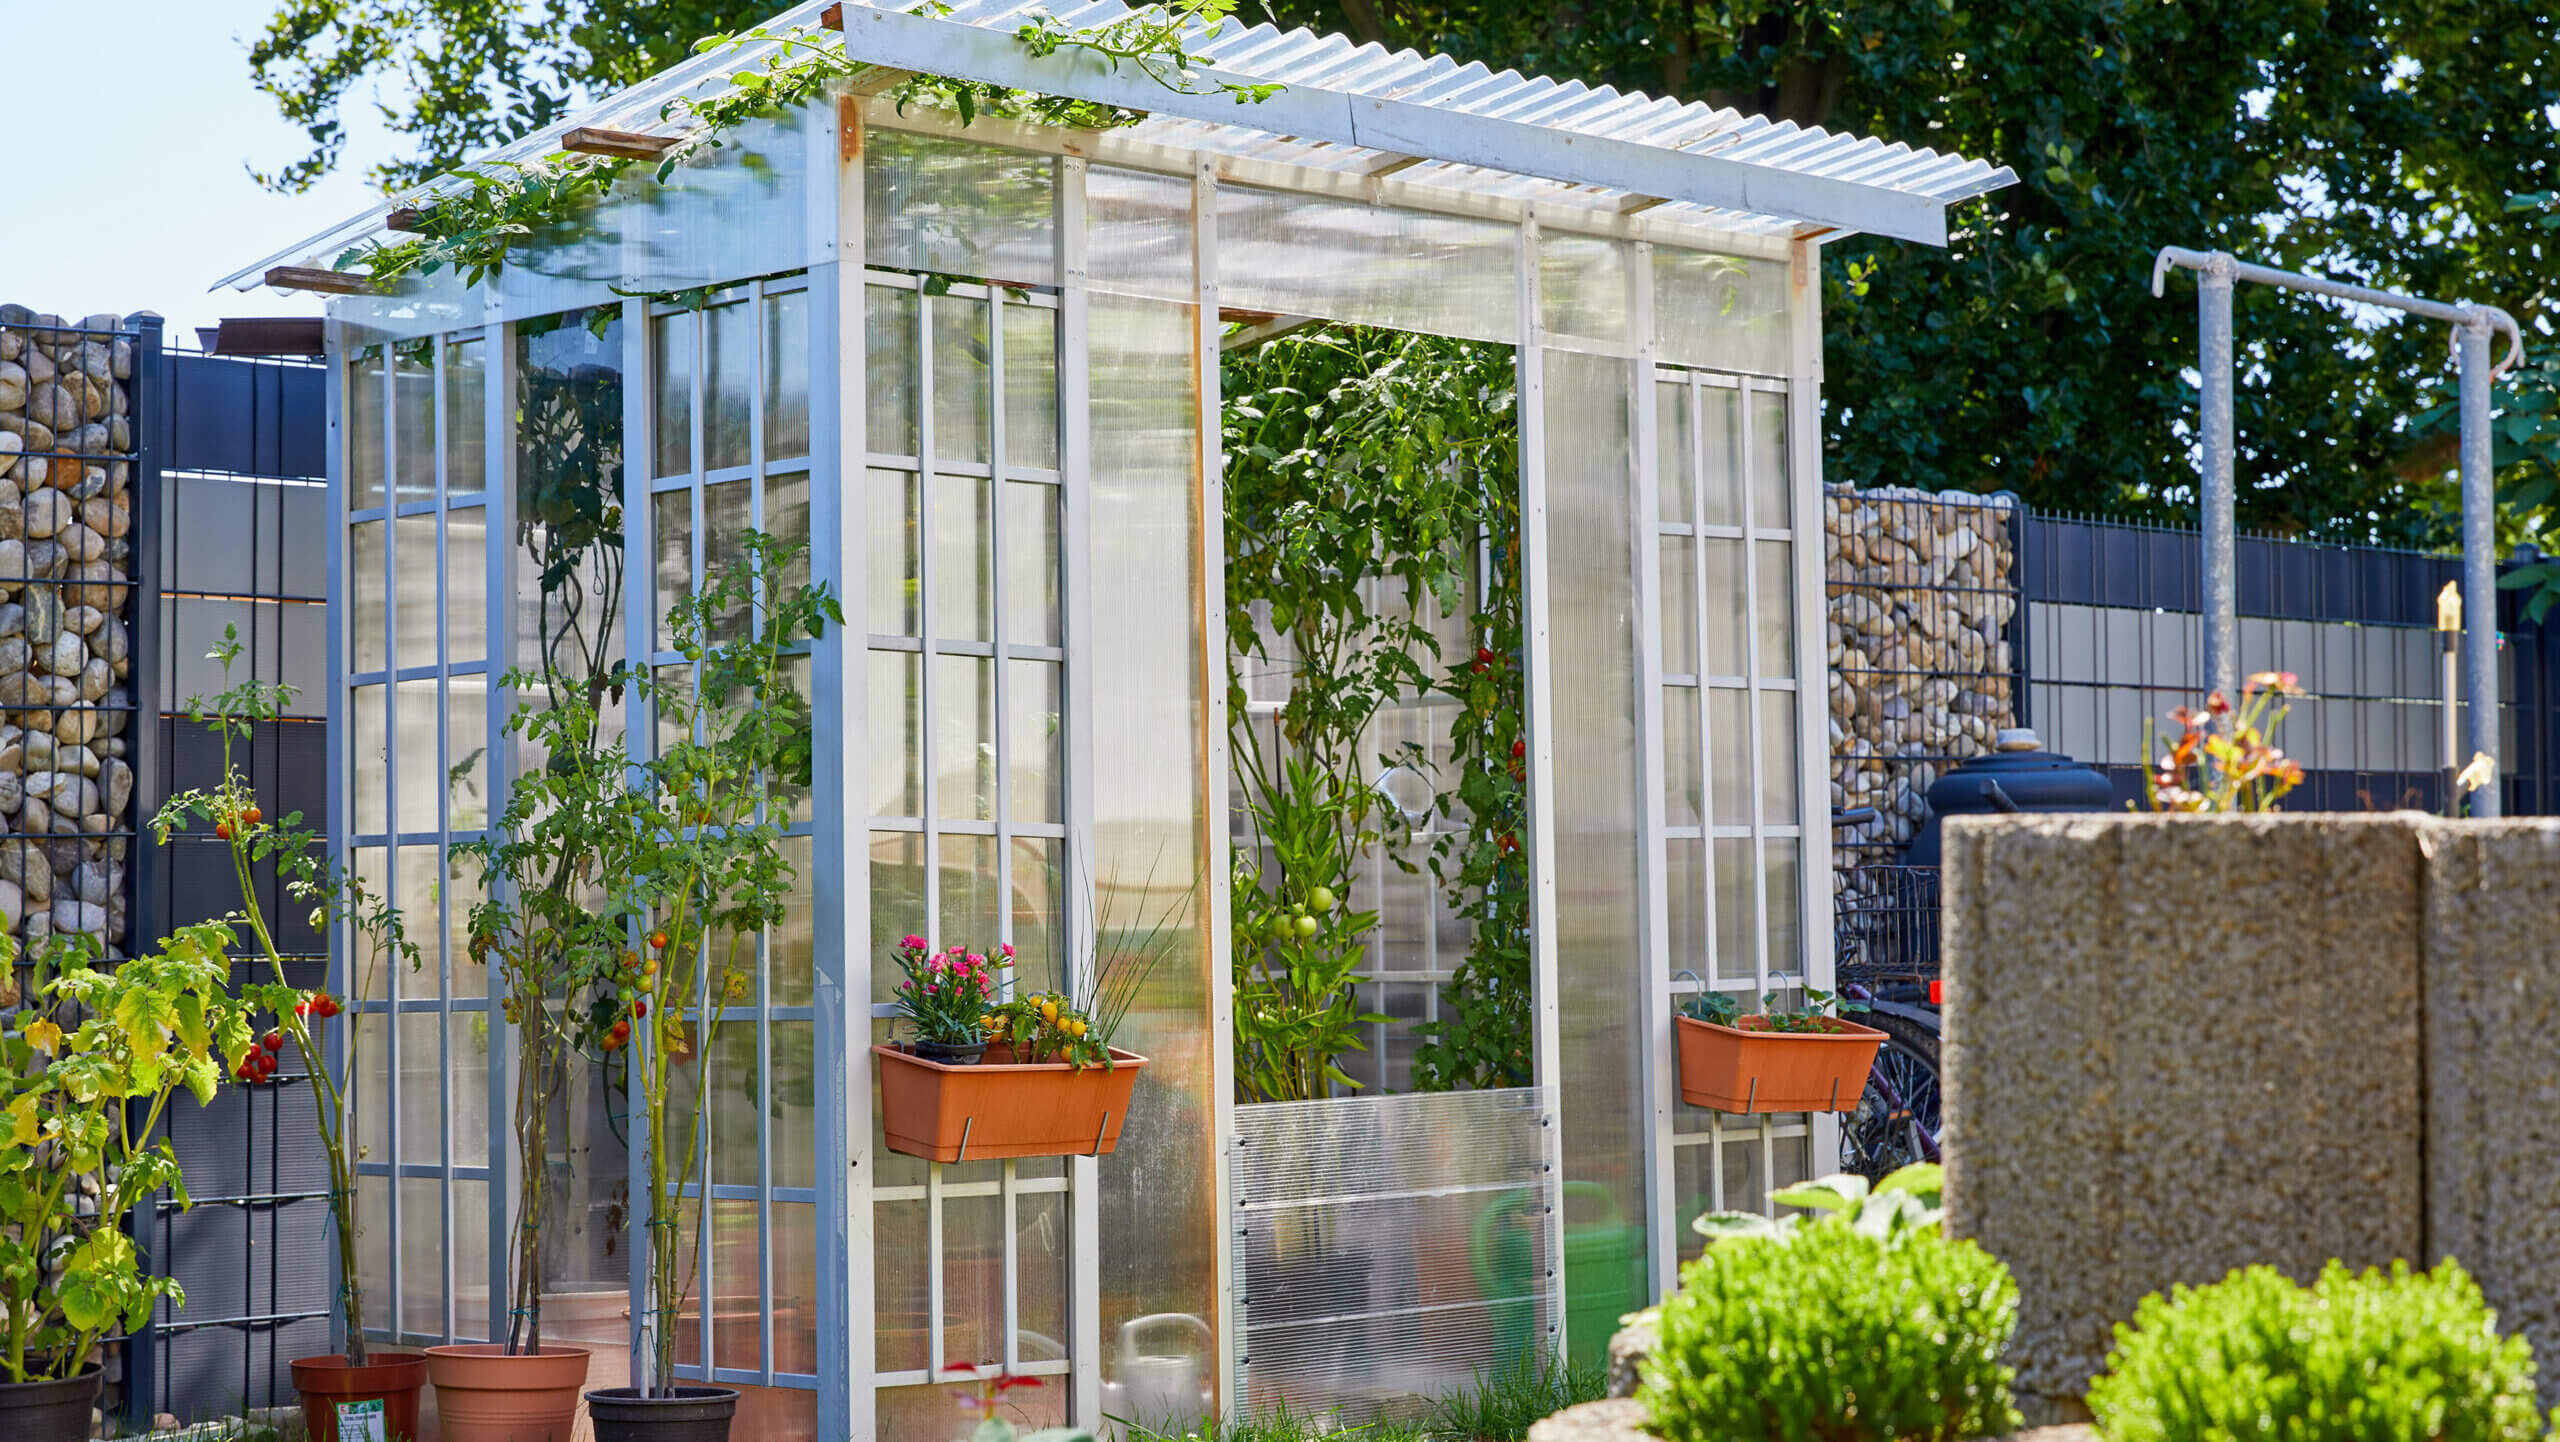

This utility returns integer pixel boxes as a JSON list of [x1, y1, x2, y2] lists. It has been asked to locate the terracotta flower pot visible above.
[[425, 1344, 592, 1442], [1675, 1014, 1885, 1114], [0, 1366, 101, 1442], [874, 1042, 1149, 1162], [291, 1352, 429, 1442]]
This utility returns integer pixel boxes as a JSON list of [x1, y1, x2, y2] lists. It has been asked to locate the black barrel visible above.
[[1905, 728, 2114, 870]]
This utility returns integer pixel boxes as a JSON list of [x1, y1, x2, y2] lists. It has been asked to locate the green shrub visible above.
[[1638, 1169, 2020, 1442], [2087, 1259, 2552, 1442]]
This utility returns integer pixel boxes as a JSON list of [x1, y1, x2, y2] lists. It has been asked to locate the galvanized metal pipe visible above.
[[2459, 315, 2502, 815], [2197, 252, 2239, 707], [2152, 246, 2525, 790]]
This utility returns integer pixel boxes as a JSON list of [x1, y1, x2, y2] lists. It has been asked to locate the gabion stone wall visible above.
[[1824, 486, 2020, 866], [0, 305, 140, 974]]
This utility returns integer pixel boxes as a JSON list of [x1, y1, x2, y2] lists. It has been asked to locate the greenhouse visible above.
[[211, 2, 2012, 1437]]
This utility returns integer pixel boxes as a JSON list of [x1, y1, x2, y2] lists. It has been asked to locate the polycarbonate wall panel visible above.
[[331, 108, 815, 342], [1087, 292, 1221, 1428], [341, 329, 497, 1348], [1216, 184, 1519, 344], [1085, 166, 1196, 303], [860, 268, 1075, 1419], [1651, 249, 1790, 378], [638, 275, 822, 1405], [1651, 366, 1813, 1224], [1231, 1088, 1554, 1422], [864, 126, 1059, 289], [1540, 342, 1650, 1371]]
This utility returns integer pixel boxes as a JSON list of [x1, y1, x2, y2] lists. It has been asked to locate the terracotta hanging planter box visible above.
[[874, 1042, 1148, 1162], [1675, 1015, 1885, 1114]]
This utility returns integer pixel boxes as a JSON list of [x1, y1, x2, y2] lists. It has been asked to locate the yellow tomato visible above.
[[1039, 1000, 1060, 1024], [1066, 1018, 1087, 1038]]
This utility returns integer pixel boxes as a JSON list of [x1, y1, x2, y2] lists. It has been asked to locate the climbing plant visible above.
[[330, 6, 1276, 289], [1222, 324, 1527, 1096]]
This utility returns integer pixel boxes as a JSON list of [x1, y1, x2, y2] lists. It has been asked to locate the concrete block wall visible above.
[[1940, 813, 2560, 1410]]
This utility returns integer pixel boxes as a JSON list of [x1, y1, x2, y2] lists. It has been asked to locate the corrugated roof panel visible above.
[[215, 0, 2013, 291]]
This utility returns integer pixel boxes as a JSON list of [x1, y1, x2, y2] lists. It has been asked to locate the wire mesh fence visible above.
[[1823, 486, 2026, 870]]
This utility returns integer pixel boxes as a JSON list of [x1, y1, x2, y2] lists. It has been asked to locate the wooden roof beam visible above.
[[562, 127, 681, 160], [263, 266, 376, 296]]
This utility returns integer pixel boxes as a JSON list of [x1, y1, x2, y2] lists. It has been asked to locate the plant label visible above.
[[336, 1397, 387, 1442]]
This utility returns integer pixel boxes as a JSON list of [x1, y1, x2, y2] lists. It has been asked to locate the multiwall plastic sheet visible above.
[[332, 106, 814, 342], [1651, 248, 1790, 377], [1216, 183, 1519, 345], [864, 126, 1059, 289], [1229, 1087, 1556, 1423]]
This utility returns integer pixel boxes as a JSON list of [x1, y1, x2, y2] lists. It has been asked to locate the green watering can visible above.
[[1473, 1181, 1647, 1372]]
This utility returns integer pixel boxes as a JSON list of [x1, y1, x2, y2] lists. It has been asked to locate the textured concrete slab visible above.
[[1941, 813, 2427, 1404], [2419, 820, 2560, 1401]]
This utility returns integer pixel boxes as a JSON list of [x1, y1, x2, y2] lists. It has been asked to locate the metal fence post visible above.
[[2198, 252, 2239, 709], [125, 312, 166, 1432], [2457, 314, 2502, 813]]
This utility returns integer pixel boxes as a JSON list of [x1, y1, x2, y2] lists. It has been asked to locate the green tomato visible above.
[[1308, 886, 1337, 913], [1293, 914, 1320, 939]]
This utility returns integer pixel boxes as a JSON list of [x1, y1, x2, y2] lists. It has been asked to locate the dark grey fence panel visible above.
[[137, 347, 334, 1427]]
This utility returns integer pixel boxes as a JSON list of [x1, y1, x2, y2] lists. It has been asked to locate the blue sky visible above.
[[0, 0, 404, 342]]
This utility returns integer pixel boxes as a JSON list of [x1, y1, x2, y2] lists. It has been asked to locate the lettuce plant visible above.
[[2088, 1259, 2551, 1442], [1640, 1165, 2019, 1442]]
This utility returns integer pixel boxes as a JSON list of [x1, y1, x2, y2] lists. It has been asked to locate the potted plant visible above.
[[1673, 986, 1884, 1115], [0, 931, 248, 1442], [157, 628, 426, 1442], [890, 937, 1004, 1064], [582, 534, 837, 1442], [873, 879, 1170, 1164], [432, 672, 636, 1440]]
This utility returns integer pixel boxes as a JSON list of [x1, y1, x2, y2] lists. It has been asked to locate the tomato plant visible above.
[[0, 930, 253, 1383], [605, 532, 838, 1396], [154, 625, 417, 1368]]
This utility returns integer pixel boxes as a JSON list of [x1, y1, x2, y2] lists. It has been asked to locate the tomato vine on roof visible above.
[[341, 1, 1278, 291]]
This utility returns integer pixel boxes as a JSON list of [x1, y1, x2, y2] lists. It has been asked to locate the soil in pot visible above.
[[0, 1366, 102, 1442], [426, 1344, 592, 1442], [586, 1385, 740, 1442], [292, 1352, 429, 1442]]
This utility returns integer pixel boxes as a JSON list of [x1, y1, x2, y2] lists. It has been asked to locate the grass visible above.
[[1121, 1402, 1428, 1441], [1425, 1353, 1608, 1441], [1122, 1352, 1608, 1442]]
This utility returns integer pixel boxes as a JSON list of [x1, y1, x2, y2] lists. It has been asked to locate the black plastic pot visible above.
[[586, 1385, 739, 1442], [0, 1366, 102, 1442]]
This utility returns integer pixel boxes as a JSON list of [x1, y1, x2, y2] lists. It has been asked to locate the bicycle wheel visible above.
[[1839, 1011, 1941, 1180]]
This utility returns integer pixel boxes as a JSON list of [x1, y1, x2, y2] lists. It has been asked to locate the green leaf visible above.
[[1771, 1173, 1871, 1214]]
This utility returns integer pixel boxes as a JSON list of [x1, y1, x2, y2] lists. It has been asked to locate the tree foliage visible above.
[[1261, 0, 2560, 542], [249, 0, 767, 194], [260, 0, 2560, 541]]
